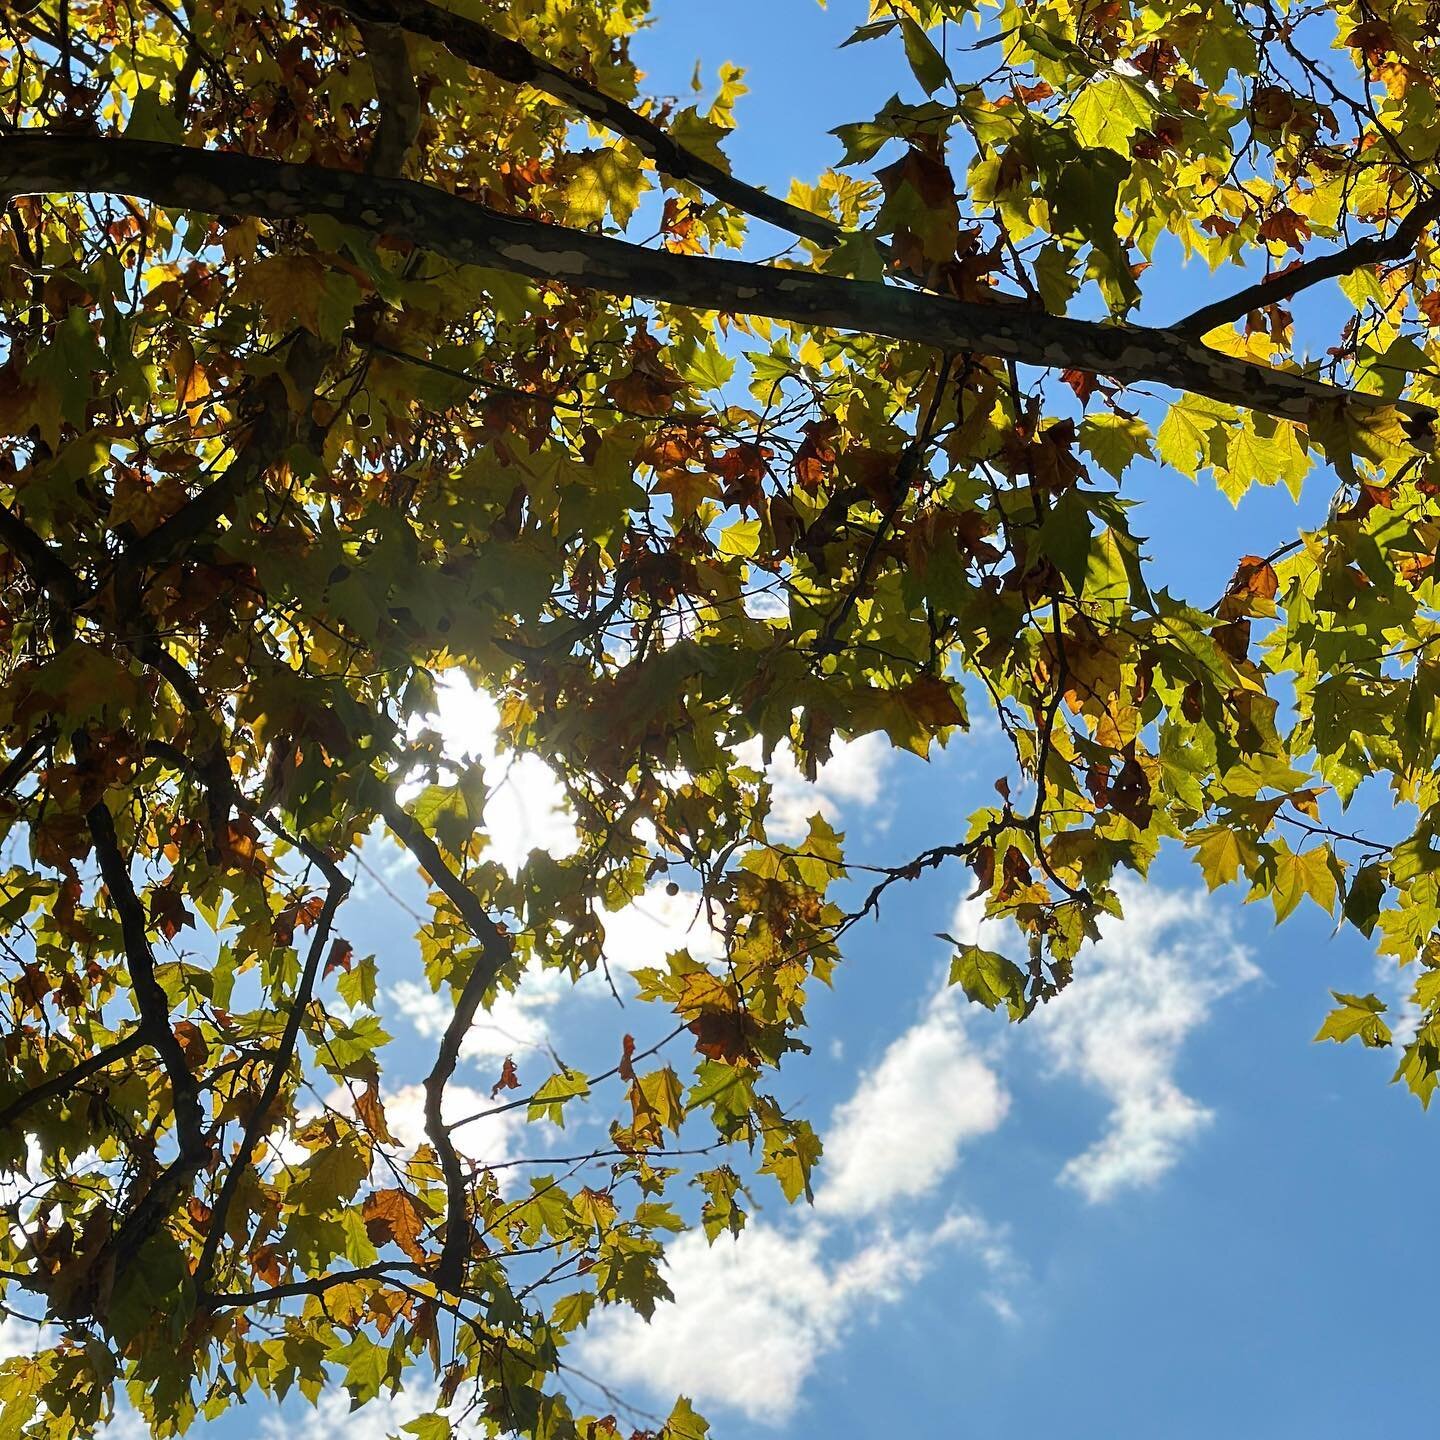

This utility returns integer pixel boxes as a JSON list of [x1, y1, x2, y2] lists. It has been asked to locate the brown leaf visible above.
[[149, 885, 196, 941], [490, 1055, 521, 1098], [616, 1035, 637, 1083], [1061, 368, 1100, 404], [1257, 207, 1311, 251], [792, 418, 842, 492], [324, 938, 354, 976], [1230, 554, 1279, 601], [689, 1010, 751, 1064], [1109, 747, 1154, 829], [173, 1019, 208, 1068], [899, 674, 966, 732], [362, 1187, 434, 1264], [250, 1245, 282, 1287], [354, 1078, 397, 1145]]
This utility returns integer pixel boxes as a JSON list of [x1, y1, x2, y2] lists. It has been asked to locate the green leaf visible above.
[[331, 1334, 401, 1407], [947, 942, 1027, 1020], [1187, 825, 1245, 891], [1270, 842, 1339, 923], [0, 1357, 47, 1440], [898, 17, 950, 95], [528, 1068, 591, 1127], [663, 1397, 712, 1440], [717, 518, 762, 558], [125, 86, 185, 145], [403, 1418, 454, 1440], [1314, 992, 1391, 1048], [1342, 862, 1385, 937], [561, 147, 651, 229], [1079, 413, 1153, 479], [1156, 396, 1229, 479], [760, 1117, 822, 1203], [1393, 1027, 1440, 1106], [1069, 76, 1155, 153]]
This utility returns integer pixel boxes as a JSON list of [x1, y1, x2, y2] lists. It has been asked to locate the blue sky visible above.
[[19, 4, 1436, 1436]]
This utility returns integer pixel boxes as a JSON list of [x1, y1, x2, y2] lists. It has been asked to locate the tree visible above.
[[0, 0, 1435, 1431]]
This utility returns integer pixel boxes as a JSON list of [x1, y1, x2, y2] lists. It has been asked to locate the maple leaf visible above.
[[362, 1187, 435, 1264], [491, 1055, 521, 1098], [354, 1078, 398, 1145], [688, 1010, 752, 1064]]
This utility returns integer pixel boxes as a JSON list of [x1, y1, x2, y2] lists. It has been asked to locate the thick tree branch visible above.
[[330, 0, 842, 246], [85, 796, 209, 1281], [1178, 191, 1440, 336], [0, 501, 84, 611], [1, 133, 1429, 436], [362, 20, 423, 178], [377, 792, 511, 1294], [0, 726, 53, 801]]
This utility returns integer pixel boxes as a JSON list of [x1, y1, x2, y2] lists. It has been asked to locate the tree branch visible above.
[[330, 0, 842, 246], [118, 333, 326, 579], [0, 726, 53, 801], [1177, 191, 1440, 336], [377, 792, 511, 1294], [204, 1259, 424, 1309], [1, 484, 206, 711], [0, 133, 1428, 437], [85, 796, 209, 1280], [0, 1030, 146, 1134], [362, 19, 423, 178], [0, 501, 84, 611], [193, 861, 350, 1298]]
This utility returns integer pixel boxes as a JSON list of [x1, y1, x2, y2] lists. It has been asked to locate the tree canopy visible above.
[[0, 0, 1437, 1433]]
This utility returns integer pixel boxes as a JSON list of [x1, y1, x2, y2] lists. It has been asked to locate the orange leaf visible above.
[[490, 1055, 520, 1098], [354, 1078, 397, 1145], [362, 1187, 434, 1264]]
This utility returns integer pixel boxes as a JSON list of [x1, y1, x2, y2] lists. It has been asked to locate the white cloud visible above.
[[954, 880, 1258, 1203], [576, 971, 1019, 1424], [576, 1212, 1004, 1424], [816, 991, 1008, 1218], [735, 733, 893, 843], [96, 1406, 150, 1440], [0, 1311, 48, 1363], [379, 1081, 523, 1172], [595, 886, 726, 973], [390, 967, 569, 1066]]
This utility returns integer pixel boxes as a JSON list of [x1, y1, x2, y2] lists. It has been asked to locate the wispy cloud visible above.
[[259, 1379, 443, 1440], [953, 879, 1259, 1203], [577, 1211, 1007, 1425], [815, 991, 1008, 1218], [734, 733, 894, 843], [576, 979, 1019, 1424], [389, 881, 724, 1067]]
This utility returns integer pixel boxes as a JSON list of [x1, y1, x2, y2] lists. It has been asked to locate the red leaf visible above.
[[490, 1055, 520, 1098], [617, 1034, 637, 1083], [324, 938, 353, 976]]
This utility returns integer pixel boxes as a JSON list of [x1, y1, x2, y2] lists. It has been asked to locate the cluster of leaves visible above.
[[0, 0, 1437, 1435]]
